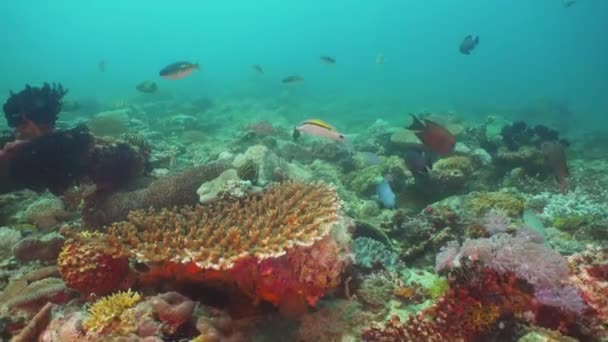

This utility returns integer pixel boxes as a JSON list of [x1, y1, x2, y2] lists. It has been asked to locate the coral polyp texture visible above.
[[83, 289, 141, 335], [109, 181, 342, 270], [57, 231, 129, 297]]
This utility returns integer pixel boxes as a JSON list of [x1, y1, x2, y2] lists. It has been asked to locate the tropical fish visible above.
[[253, 64, 264, 74], [404, 148, 433, 175], [293, 119, 346, 142], [407, 115, 455, 155], [282, 75, 304, 84], [98, 60, 106, 72], [459, 35, 479, 55], [542, 141, 569, 193], [320, 56, 336, 64], [376, 176, 396, 209], [159, 61, 200, 80], [136, 80, 158, 93], [375, 53, 385, 65]]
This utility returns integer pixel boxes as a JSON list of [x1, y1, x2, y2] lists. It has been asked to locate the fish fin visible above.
[[303, 119, 335, 131], [292, 128, 301, 140], [474, 36, 479, 45], [407, 114, 425, 131]]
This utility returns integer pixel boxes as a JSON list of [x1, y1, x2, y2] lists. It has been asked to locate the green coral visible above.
[[465, 191, 524, 217], [345, 156, 408, 195], [552, 215, 591, 233], [427, 277, 449, 300]]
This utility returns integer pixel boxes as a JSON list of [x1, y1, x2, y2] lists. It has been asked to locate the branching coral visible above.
[[109, 181, 341, 270], [83, 289, 141, 335]]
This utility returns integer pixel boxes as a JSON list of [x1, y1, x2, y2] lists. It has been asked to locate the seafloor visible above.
[[0, 93, 607, 342]]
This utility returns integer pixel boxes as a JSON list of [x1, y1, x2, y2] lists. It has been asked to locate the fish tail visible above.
[[292, 128, 301, 141], [474, 36, 480, 45], [407, 114, 425, 131]]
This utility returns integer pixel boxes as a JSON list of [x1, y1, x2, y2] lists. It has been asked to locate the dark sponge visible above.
[[3, 83, 68, 129], [8, 125, 93, 195]]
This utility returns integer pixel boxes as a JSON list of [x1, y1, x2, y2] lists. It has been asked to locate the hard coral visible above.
[[109, 181, 341, 270], [83, 289, 141, 335], [465, 190, 524, 218], [83, 161, 226, 227], [58, 231, 129, 296]]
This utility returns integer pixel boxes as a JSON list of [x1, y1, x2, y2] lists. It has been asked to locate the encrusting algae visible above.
[[83, 289, 141, 335]]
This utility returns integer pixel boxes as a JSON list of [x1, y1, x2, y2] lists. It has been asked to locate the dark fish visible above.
[[320, 56, 336, 64], [253, 64, 264, 74], [282, 75, 304, 84], [542, 141, 569, 193], [407, 115, 456, 155], [459, 35, 479, 55], [159, 61, 200, 80], [405, 148, 433, 175], [136, 80, 158, 93], [98, 60, 106, 72]]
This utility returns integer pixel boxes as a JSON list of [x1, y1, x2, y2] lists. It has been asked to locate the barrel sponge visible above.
[[57, 231, 128, 296]]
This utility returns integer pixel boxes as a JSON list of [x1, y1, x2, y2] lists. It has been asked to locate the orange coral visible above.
[[109, 181, 341, 270], [57, 232, 128, 297]]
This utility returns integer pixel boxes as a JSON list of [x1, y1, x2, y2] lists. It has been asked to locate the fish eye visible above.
[[339, 134, 345, 139]]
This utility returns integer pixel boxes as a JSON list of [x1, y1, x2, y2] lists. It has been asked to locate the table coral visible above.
[[110, 181, 341, 270]]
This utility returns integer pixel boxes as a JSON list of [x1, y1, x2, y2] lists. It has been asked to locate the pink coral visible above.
[[150, 292, 195, 334]]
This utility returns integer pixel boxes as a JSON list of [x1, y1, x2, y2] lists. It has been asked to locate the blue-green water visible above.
[[1, 1, 606, 129]]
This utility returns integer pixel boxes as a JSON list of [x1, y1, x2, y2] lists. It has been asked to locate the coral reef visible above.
[[111, 181, 340, 269], [83, 161, 226, 227], [12, 233, 65, 263], [83, 289, 141, 335], [3, 83, 67, 137], [57, 231, 129, 296], [352, 237, 405, 272]]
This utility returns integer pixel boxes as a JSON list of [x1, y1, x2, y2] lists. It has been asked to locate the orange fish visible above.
[[407, 115, 455, 155]]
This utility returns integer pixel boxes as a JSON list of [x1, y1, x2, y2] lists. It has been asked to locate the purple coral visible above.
[[535, 285, 587, 314], [438, 233, 569, 289], [481, 209, 510, 235], [435, 240, 460, 271]]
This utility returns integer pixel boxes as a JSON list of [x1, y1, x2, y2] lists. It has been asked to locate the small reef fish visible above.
[[376, 53, 385, 65], [320, 56, 336, 65], [376, 176, 396, 209], [159, 61, 200, 80], [136, 80, 158, 93], [98, 60, 106, 72], [459, 35, 479, 55], [542, 141, 569, 193], [282, 75, 304, 84], [293, 119, 346, 142], [404, 148, 433, 175], [407, 115, 455, 155], [253, 64, 264, 74]]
